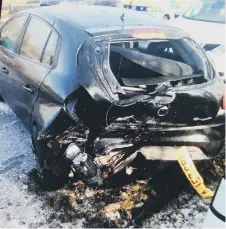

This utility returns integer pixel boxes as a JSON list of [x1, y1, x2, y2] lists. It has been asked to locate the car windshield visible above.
[[183, 0, 225, 23]]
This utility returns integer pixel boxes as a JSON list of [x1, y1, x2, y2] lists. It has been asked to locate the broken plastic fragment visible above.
[[126, 166, 135, 175]]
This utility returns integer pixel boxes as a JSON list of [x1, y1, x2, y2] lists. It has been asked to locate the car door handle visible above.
[[23, 85, 34, 94], [2, 67, 9, 74]]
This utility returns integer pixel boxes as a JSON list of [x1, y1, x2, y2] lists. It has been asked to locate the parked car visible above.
[[0, 5, 225, 187], [94, 0, 117, 7], [40, 0, 63, 6], [122, 0, 176, 20], [122, 0, 153, 11], [146, 6, 176, 20], [58, 0, 116, 6], [172, 0, 225, 79]]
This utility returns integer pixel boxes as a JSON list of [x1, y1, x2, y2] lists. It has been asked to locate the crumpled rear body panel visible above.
[[33, 32, 225, 163], [78, 38, 124, 103]]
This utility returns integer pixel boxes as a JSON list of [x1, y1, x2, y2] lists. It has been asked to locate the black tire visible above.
[[162, 14, 170, 20], [31, 125, 71, 189]]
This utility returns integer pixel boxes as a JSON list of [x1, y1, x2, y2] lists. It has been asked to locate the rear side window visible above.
[[0, 16, 27, 51], [20, 17, 51, 62], [42, 31, 58, 66]]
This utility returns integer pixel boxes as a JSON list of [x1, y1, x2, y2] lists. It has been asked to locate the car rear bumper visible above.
[[139, 122, 225, 159], [99, 110, 225, 159]]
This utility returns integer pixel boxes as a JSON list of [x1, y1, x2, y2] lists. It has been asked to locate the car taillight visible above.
[[130, 28, 166, 39], [222, 88, 226, 109]]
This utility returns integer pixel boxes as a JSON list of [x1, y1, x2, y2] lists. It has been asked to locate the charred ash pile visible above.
[[28, 150, 224, 227]]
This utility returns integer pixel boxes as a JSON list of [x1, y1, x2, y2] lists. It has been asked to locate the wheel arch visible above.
[[163, 14, 170, 20]]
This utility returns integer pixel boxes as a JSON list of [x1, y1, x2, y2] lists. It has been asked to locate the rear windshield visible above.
[[109, 38, 209, 87]]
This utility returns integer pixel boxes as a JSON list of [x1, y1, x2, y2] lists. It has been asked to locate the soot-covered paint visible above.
[[37, 34, 225, 184]]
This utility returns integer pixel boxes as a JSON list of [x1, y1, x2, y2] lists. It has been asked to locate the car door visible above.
[[0, 15, 28, 106], [9, 15, 59, 129]]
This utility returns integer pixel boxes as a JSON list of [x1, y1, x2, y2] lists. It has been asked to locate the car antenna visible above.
[[120, 0, 134, 27]]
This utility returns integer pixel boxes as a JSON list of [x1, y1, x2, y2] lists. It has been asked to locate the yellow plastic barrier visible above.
[[175, 147, 214, 199]]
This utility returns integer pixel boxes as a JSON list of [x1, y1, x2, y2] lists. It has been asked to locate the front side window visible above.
[[0, 16, 27, 51], [20, 17, 51, 62]]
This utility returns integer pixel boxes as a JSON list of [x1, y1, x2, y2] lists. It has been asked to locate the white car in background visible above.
[[40, 0, 63, 6], [172, 0, 225, 78], [146, 6, 176, 20], [203, 177, 225, 228]]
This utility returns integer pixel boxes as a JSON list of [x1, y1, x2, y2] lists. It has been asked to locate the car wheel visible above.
[[162, 14, 170, 20], [31, 125, 71, 189]]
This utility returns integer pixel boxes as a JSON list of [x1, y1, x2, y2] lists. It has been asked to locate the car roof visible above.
[[22, 5, 178, 35]]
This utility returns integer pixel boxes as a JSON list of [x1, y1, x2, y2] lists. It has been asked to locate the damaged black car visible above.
[[0, 5, 225, 186]]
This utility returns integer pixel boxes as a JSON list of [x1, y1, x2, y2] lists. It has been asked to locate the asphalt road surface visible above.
[[0, 102, 224, 228]]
